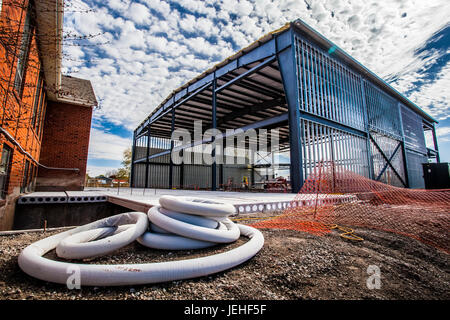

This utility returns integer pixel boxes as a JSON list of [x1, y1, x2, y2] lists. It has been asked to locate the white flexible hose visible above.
[[18, 196, 265, 286], [159, 195, 236, 217]]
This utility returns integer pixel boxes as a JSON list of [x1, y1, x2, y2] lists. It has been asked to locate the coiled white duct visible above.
[[18, 196, 264, 286]]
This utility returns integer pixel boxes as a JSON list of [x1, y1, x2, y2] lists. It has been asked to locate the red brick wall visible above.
[[36, 101, 93, 191], [1, 0, 43, 192], [0, 0, 45, 229]]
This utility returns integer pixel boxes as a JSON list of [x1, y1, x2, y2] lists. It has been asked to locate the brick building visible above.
[[0, 0, 97, 229]]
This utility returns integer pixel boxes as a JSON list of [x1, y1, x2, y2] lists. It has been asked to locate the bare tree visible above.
[[0, 0, 105, 136]]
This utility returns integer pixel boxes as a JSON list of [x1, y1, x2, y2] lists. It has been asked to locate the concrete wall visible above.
[[0, 188, 20, 231], [36, 101, 93, 191], [13, 202, 130, 230]]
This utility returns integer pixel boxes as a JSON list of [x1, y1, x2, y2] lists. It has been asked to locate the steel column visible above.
[[144, 125, 151, 188], [130, 130, 137, 187], [219, 135, 224, 189], [432, 123, 440, 163], [212, 76, 217, 191], [169, 108, 175, 189], [278, 30, 303, 193], [361, 79, 374, 179], [397, 102, 410, 187]]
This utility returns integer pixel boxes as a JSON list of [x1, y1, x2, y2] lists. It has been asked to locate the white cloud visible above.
[[64, 0, 450, 164], [406, 61, 450, 121], [88, 128, 131, 161], [436, 126, 450, 137], [108, 0, 129, 12], [179, 14, 197, 33], [125, 2, 151, 25]]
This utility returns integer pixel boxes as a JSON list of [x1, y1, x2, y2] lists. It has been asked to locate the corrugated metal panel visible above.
[[301, 119, 369, 179], [294, 36, 365, 132], [364, 81, 402, 139], [183, 165, 211, 189], [400, 103, 427, 153], [132, 163, 146, 187], [147, 164, 170, 188], [406, 150, 427, 189]]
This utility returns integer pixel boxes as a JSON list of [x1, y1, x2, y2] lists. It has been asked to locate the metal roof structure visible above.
[[135, 19, 436, 138], [131, 18, 440, 193]]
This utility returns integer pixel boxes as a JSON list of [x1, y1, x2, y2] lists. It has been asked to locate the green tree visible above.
[[116, 168, 129, 180], [122, 147, 131, 172]]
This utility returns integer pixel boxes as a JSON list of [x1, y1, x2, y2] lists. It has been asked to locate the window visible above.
[[14, 1, 34, 96], [21, 159, 30, 193], [0, 145, 13, 199], [30, 164, 36, 190], [35, 91, 45, 137], [31, 70, 42, 127]]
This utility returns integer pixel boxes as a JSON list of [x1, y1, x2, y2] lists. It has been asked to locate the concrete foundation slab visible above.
[[65, 191, 107, 203], [84, 188, 356, 215], [17, 188, 356, 217], [17, 192, 68, 205]]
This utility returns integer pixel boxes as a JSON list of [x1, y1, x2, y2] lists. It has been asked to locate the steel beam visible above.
[[299, 110, 366, 138], [221, 73, 283, 99], [215, 56, 277, 93], [134, 149, 171, 164], [167, 113, 289, 157], [145, 82, 212, 129], [217, 98, 285, 127]]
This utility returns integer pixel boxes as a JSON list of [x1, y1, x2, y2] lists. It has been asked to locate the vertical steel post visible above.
[[130, 130, 137, 187], [180, 149, 184, 189], [360, 79, 374, 179], [169, 107, 175, 189], [432, 123, 440, 163], [212, 75, 217, 191], [278, 29, 304, 193], [219, 136, 224, 189], [397, 103, 410, 187], [144, 125, 151, 188]]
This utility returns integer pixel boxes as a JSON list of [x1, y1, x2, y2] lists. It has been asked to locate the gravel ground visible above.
[[0, 214, 449, 300]]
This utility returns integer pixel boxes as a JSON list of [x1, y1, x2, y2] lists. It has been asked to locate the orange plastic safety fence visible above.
[[251, 162, 450, 253]]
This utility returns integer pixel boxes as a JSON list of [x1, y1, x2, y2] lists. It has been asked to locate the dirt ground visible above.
[[0, 215, 449, 300]]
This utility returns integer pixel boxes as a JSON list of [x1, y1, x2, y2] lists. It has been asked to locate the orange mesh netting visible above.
[[251, 162, 450, 253]]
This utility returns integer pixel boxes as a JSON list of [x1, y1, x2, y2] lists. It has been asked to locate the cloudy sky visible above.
[[62, 0, 450, 177]]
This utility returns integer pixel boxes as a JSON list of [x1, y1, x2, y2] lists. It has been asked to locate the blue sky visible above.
[[62, 0, 450, 176]]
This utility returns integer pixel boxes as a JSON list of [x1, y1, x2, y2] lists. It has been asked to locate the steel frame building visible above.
[[131, 19, 440, 193]]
